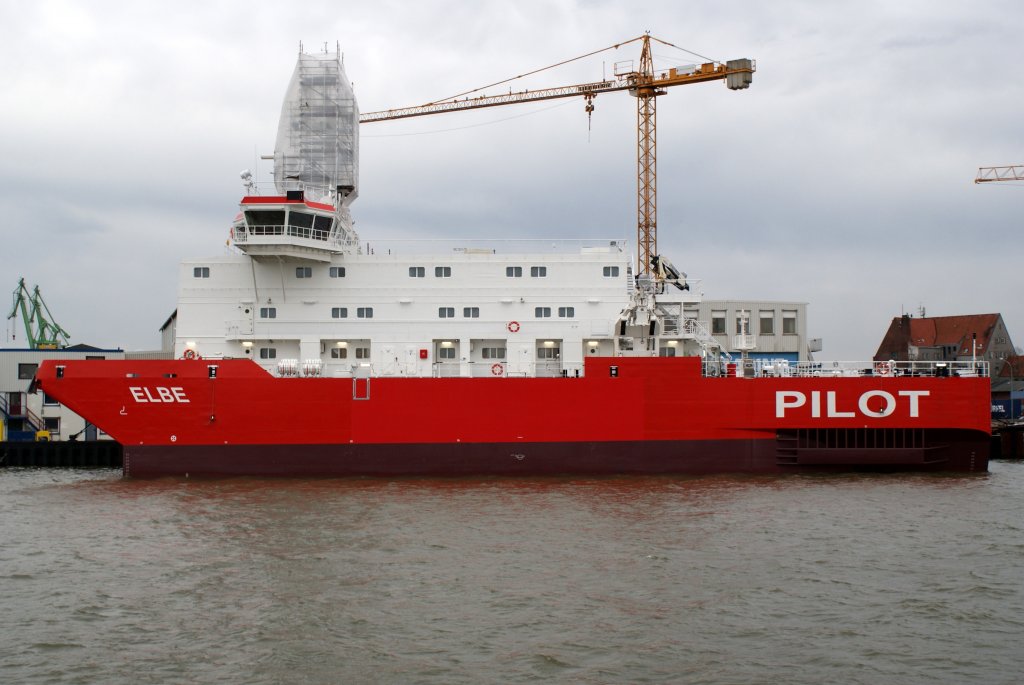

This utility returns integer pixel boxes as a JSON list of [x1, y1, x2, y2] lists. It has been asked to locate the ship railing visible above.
[[234, 224, 336, 243], [704, 358, 991, 378], [354, 237, 631, 256]]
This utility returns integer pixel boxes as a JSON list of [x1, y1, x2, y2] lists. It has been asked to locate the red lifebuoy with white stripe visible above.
[[507, 321, 520, 333], [491, 363, 504, 376], [183, 349, 197, 360]]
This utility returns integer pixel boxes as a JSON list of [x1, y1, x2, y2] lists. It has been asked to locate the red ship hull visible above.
[[34, 356, 991, 478]]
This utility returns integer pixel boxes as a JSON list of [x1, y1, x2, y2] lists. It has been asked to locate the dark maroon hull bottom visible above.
[[123, 431, 989, 478]]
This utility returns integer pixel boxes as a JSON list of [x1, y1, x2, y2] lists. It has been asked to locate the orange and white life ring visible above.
[[183, 348, 197, 360], [507, 321, 520, 333], [491, 363, 504, 376]]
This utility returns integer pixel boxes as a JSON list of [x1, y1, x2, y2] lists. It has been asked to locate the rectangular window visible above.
[[530, 266, 547, 277], [43, 393, 59, 406], [711, 310, 726, 335], [603, 266, 620, 277], [193, 266, 210, 278], [535, 307, 552, 318], [260, 307, 276, 319], [438, 347, 456, 360], [463, 307, 480, 318], [409, 266, 425, 278], [357, 307, 373, 318], [330, 347, 348, 359], [659, 347, 677, 357], [760, 311, 775, 335], [506, 266, 523, 277], [438, 307, 455, 318], [435, 266, 452, 278], [558, 307, 575, 318], [18, 363, 38, 380], [331, 307, 348, 318], [783, 310, 797, 335], [295, 266, 312, 278], [355, 347, 370, 359], [44, 417, 60, 433], [482, 347, 506, 359], [537, 347, 560, 359], [259, 347, 277, 359], [329, 266, 346, 278]]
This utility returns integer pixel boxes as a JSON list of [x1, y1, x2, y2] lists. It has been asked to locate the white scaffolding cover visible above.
[[274, 49, 359, 205]]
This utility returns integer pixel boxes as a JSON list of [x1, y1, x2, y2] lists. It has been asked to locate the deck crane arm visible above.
[[359, 35, 754, 277], [975, 165, 1024, 183]]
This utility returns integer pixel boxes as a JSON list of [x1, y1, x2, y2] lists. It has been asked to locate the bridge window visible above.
[[482, 347, 506, 359], [331, 307, 348, 319], [259, 347, 277, 359], [296, 266, 312, 278], [355, 347, 370, 359], [530, 266, 547, 277], [193, 267, 210, 278], [409, 266, 425, 277], [357, 307, 373, 318], [329, 267, 346, 278], [438, 347, 456, 360], [463, 307, 480, 318], [603, 266, 619, 277], [330, 347, 347, 359], [288, 211, 314, 229], [537, 347, 560, 360], [435, 266, 452, 278], [314, 215, 333, 235], [439, 307, 455, 318], [506, 266, 523, 277], [260, 307, 276, 319], [18, 363, 38, 380], [760, 310, 775, 335], [558, 307, 575, 318], [245, 210, 285, 230], [535, 307, 551, 318]]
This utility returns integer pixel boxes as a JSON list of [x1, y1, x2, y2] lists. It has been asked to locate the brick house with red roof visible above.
[[875, 313, 1021, 418]]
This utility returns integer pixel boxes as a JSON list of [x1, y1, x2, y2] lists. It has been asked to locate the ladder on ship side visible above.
[[776, 430, 799, 465]]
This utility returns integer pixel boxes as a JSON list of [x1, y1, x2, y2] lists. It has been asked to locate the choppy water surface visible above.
[[2, 462, 1023, 684]]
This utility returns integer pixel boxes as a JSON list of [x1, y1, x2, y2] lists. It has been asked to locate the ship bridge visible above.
[[230, 45, 360, 262], [231, 188, 358, 262]]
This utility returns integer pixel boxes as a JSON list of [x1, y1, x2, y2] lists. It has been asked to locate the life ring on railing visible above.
[[875, 361, 893, 376], [491, 363, 504, 376], [507, 321, 520, 333], [183, 349, 199, 360]]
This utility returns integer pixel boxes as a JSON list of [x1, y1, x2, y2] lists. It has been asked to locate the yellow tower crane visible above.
[[360, 34, 754, 278]]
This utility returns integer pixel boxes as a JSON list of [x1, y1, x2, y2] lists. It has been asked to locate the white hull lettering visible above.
[[776, 390, 929, 418], [129, 386, 191, 403]]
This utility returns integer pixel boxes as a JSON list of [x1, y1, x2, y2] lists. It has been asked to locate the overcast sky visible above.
[[1, 0, 1021, 360]]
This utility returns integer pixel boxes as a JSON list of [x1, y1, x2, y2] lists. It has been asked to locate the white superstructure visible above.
[[173, 46, 724, 378]]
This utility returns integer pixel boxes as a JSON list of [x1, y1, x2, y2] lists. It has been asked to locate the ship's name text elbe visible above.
[[129, 387, 191, 403]]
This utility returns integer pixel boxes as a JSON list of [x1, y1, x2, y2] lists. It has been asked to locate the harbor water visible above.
[[2, 462, 1023, 684]]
